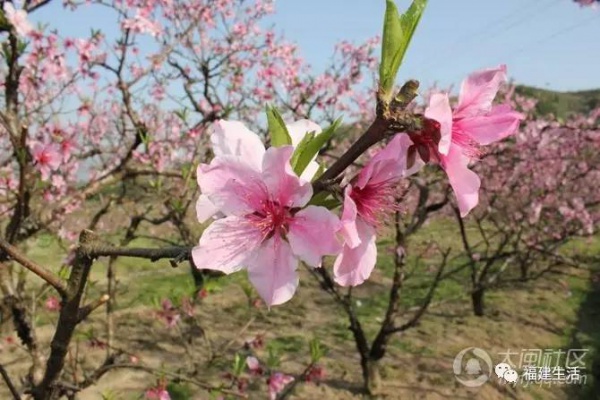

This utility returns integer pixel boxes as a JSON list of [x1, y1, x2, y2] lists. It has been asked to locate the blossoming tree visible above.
[[3, 0, 591, 398]]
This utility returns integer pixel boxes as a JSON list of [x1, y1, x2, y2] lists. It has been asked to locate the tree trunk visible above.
[[106, 256, 117, 358], [363, 357, 383, 395], [471, 288, 485, 317], [520, 262, 529, 281]]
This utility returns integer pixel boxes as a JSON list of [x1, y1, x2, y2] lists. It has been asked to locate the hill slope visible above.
[[516, 85, 600, 118]]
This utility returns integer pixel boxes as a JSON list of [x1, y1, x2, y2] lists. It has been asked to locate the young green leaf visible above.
[[379, 0, 402, 101], [266, 105, 292, 147], [232, 353, 245, 377], [290, 118, 342, 176], [379, 0, 428, 102], [290, 131, 316, 175], [309, 338, 324, 363]]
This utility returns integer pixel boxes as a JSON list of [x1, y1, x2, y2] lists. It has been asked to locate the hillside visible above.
[[516, 85, 600, 118]]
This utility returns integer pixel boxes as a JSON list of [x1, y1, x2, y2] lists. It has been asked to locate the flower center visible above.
[[351, 181, 400, 227], [449, 123, 481, 159], [247, 200, 292, 240], [407, 118, 442, 164], [37, 151, 51, 165]]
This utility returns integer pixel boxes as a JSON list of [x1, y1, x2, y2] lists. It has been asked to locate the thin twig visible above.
[[81, 363, 248, 398], [77, 294, 110, 323], [0, 364, 21, 400]]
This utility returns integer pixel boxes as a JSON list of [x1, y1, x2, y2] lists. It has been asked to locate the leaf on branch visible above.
[[379, 0, 428, 103], [290, 118, 342, 176], [266, 105, 292, 147]]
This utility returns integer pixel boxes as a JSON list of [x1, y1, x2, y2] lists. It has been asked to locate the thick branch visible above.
[[32, 231, 97, 399], [0, 238, 67, 297], [83, 244, 189, 262], [386, 249, 449, 334]]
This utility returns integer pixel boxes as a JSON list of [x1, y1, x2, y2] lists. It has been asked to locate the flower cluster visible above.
[[192, 65, 523, 306]]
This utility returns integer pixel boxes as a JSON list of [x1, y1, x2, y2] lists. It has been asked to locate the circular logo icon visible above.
[[453, 347, 493, 387]]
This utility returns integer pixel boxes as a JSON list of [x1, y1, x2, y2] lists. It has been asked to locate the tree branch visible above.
[[0, 363, 21, 400], [0, 238, 67, 297]]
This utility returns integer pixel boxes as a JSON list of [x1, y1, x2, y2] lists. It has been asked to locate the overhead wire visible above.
[[419, 0, 563, 75]]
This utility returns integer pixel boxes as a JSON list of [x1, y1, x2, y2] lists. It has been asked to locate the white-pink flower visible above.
[[406, 65, 524, 217], [246, 356, 262, 375], [192, 120, 341, 306], [121, 10, 163, 37], [196, 119, 322, 223], [3, 3, 33, 37], [334, 134, 410, 286]]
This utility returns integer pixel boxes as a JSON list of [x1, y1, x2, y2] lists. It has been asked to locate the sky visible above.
[[32, 0, 600, 92], [268, 0, 600, 92]]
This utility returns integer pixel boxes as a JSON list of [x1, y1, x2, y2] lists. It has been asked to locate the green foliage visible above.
[[309, 338, 327, 362], [166, 382, 193, 400], [379, 0, 428, 102], [232, 353, 246, 377]]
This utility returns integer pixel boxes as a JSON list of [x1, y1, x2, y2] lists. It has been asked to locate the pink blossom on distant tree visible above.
[[3, 3, 33, 37], [45, 296, 60, 311], [30, 142, 62, 181]]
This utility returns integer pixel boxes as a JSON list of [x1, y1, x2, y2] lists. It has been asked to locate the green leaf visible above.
[[289, 132, 315, 176], [307, 191, 341, 210], [290, 118, 342, 176], [232, 353, 245, 377], [379, 0, 402, 100], [379, 0, 428, 102], [266, 345, 281, 368], [266, 105, 292, 147], [309, 338, 324, 362]]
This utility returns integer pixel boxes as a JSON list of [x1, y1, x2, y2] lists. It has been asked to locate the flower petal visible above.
[[338, 186, 361, 248], [288, 205, 342, 267], [246, 236, 299, 306], [455, 104, 524, 146], [261, 146, 312, 208], [425, 93, 453, 155], [441, 146, 481, 217], [455, 65, 507, 119], [300, 160, 320, 182], [286, 119, 321, 146], [356, 134, 410, 189], [196, 194, 220, 223], [210, 120, 265, 171], [198, 156, 267, 216], [191, 216, 262, 274], [333, 219, 377, 287]]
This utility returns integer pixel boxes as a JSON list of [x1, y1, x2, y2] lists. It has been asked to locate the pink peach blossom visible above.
[[334, 134, 411, 286], [267, 372, 294, 400], [196, 119, 321, 223], [3, 3, 33, 37], [407, 65, 524, 216], [31, 142, 62, 181], [45, 296, 60, 311], [193, 120, 341, 306]]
